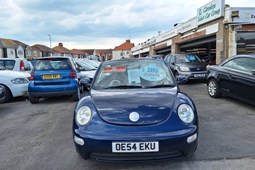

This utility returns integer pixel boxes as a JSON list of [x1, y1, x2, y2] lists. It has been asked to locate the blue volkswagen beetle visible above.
[[73, 58, 198, 162]]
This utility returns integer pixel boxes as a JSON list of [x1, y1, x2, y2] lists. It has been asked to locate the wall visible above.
[[7, 48, 16, 58], [17, 46, 25, 58], [112, 50, 131, 59], [0, 48, 3, 58]]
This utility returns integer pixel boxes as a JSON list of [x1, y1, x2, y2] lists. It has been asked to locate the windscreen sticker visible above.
[[103, 66, 126, 73], [139, 64, 166, 81], [187, 55, 196, 61], [128, 69, 141, 84]]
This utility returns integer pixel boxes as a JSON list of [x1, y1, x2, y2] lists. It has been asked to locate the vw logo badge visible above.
[[197, 68, 200, 70], [129, 112, 139, 122]]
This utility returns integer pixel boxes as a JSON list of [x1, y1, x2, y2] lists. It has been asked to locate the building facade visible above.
[[112, 40, 134, 60], [132, 0, 255, 64], [53, 43, 71, 57]]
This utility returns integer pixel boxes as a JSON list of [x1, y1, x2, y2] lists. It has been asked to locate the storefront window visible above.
[[236, 31, 255, 55]]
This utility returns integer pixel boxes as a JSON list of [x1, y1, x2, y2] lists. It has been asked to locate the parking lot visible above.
[[0, 83, 255, 170]]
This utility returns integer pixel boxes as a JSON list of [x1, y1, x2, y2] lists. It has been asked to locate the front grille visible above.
[[89, 151, 183, 162], [189, 67, 206, 71]]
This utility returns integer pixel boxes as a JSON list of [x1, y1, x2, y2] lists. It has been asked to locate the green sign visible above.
[[197, 0, 224, 25]]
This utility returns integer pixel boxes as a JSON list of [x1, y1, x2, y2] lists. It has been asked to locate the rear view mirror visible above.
[[80, 78, 92, 87]]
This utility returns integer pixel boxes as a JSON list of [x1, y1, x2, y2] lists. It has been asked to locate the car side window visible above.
[[223, 58, 255, 73], [164, 55, 170, 63], [170, 55, 175, 64]]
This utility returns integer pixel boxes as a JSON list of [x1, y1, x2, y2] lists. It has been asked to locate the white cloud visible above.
[[0, 0, 255, 49]]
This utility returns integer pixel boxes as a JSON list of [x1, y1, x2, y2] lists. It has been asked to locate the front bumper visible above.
[[177, 71, 207, 81], [73, 129, 198, 162]]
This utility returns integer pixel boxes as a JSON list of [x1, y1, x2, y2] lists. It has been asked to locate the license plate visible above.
[[194, 74, 205, 77], [43, 74, 60, 79], [112, 141, 159, 153]]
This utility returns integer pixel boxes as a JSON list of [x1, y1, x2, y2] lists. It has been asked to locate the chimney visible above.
[[59, 43, 63, 47], [126, 40, 130, 43]]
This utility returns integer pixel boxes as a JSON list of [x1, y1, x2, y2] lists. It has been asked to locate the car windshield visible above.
[[75, 61, 96, 71], [0, 60, 15, 70], [34, 58, 71, 70], [93, 59, 175, 90], [176, 54, 201, 64]]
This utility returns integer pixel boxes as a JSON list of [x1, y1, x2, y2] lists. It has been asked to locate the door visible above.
[[221, 57, 255, 102]]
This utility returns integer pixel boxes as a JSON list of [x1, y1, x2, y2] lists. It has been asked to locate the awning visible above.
[[179, 36, 216, 49], [156, 48, 171, 54]]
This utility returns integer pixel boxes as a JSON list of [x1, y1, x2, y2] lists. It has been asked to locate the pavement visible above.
[[0, 82, 255, 170]]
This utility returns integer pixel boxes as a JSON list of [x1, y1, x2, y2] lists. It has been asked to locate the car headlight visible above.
[[179, 66, 190, 72], [178, 104, 194, 124], [11, 78, 29, 84], [75, 106, 92, 126]]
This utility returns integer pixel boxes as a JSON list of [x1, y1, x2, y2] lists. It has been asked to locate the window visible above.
[[223, 57, 255, 73], [34, 58, 71, 70], [26, 50, 31, 56], [0, 60, 15, 70], [93, 60, 174, 89], [170, 55, 175, 64], [175, 54, 201, 64], [236, 31, 255, 54]]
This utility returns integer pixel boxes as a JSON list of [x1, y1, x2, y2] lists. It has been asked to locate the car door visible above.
[[225, 57, 255, 103], [216, 59, 237, 94]]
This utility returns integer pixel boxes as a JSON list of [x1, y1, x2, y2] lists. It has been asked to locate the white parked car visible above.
[[0, 58, 31, 72], [0, 85, 5, 103], [74, 59, 96, 79], [0, 70, 29, 103]]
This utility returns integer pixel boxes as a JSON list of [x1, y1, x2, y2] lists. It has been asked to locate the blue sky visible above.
[[0, 0, 254, 49]]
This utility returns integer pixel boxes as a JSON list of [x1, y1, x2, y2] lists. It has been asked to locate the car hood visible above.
[[79, 70, 96, 79], [91, 87, 178, 125]]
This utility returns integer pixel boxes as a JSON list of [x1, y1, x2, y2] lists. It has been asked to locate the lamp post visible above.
[[48, 35, 52, 56]]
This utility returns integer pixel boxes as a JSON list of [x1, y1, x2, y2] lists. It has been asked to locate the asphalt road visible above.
[[0, 83, 255, 170]]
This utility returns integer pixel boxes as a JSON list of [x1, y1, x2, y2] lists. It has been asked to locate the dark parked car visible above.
[[207, 55, 255, 105], [73, 58, 198, 162], [164, 53, 207, 82], [145, 54, 164, 60], [28, 57, 80, 104]]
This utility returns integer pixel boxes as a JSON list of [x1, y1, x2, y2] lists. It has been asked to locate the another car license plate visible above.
[[194, 74, 205, 77], [112, 141, 159, 153], [43, 74, 60, 79]]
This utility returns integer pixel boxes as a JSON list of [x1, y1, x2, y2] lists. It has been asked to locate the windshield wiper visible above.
[[145, 84, 174, 88], [104, 85, 143, 89]]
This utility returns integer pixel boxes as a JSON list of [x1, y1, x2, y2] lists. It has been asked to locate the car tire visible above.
[[72, 87, 81, 101], [29, 95, 39, 104], [207, 79, 221, 98], [0, 86, 12, 103]]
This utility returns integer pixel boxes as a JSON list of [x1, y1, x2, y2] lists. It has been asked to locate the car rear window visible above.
[[34, 58, 71, 70], [0, 60, 15, 70]]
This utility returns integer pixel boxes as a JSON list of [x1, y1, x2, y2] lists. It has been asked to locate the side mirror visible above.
[[251, 70, 255, 75], [80, 78, 92, 87], [171, 62, 175, 65]]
